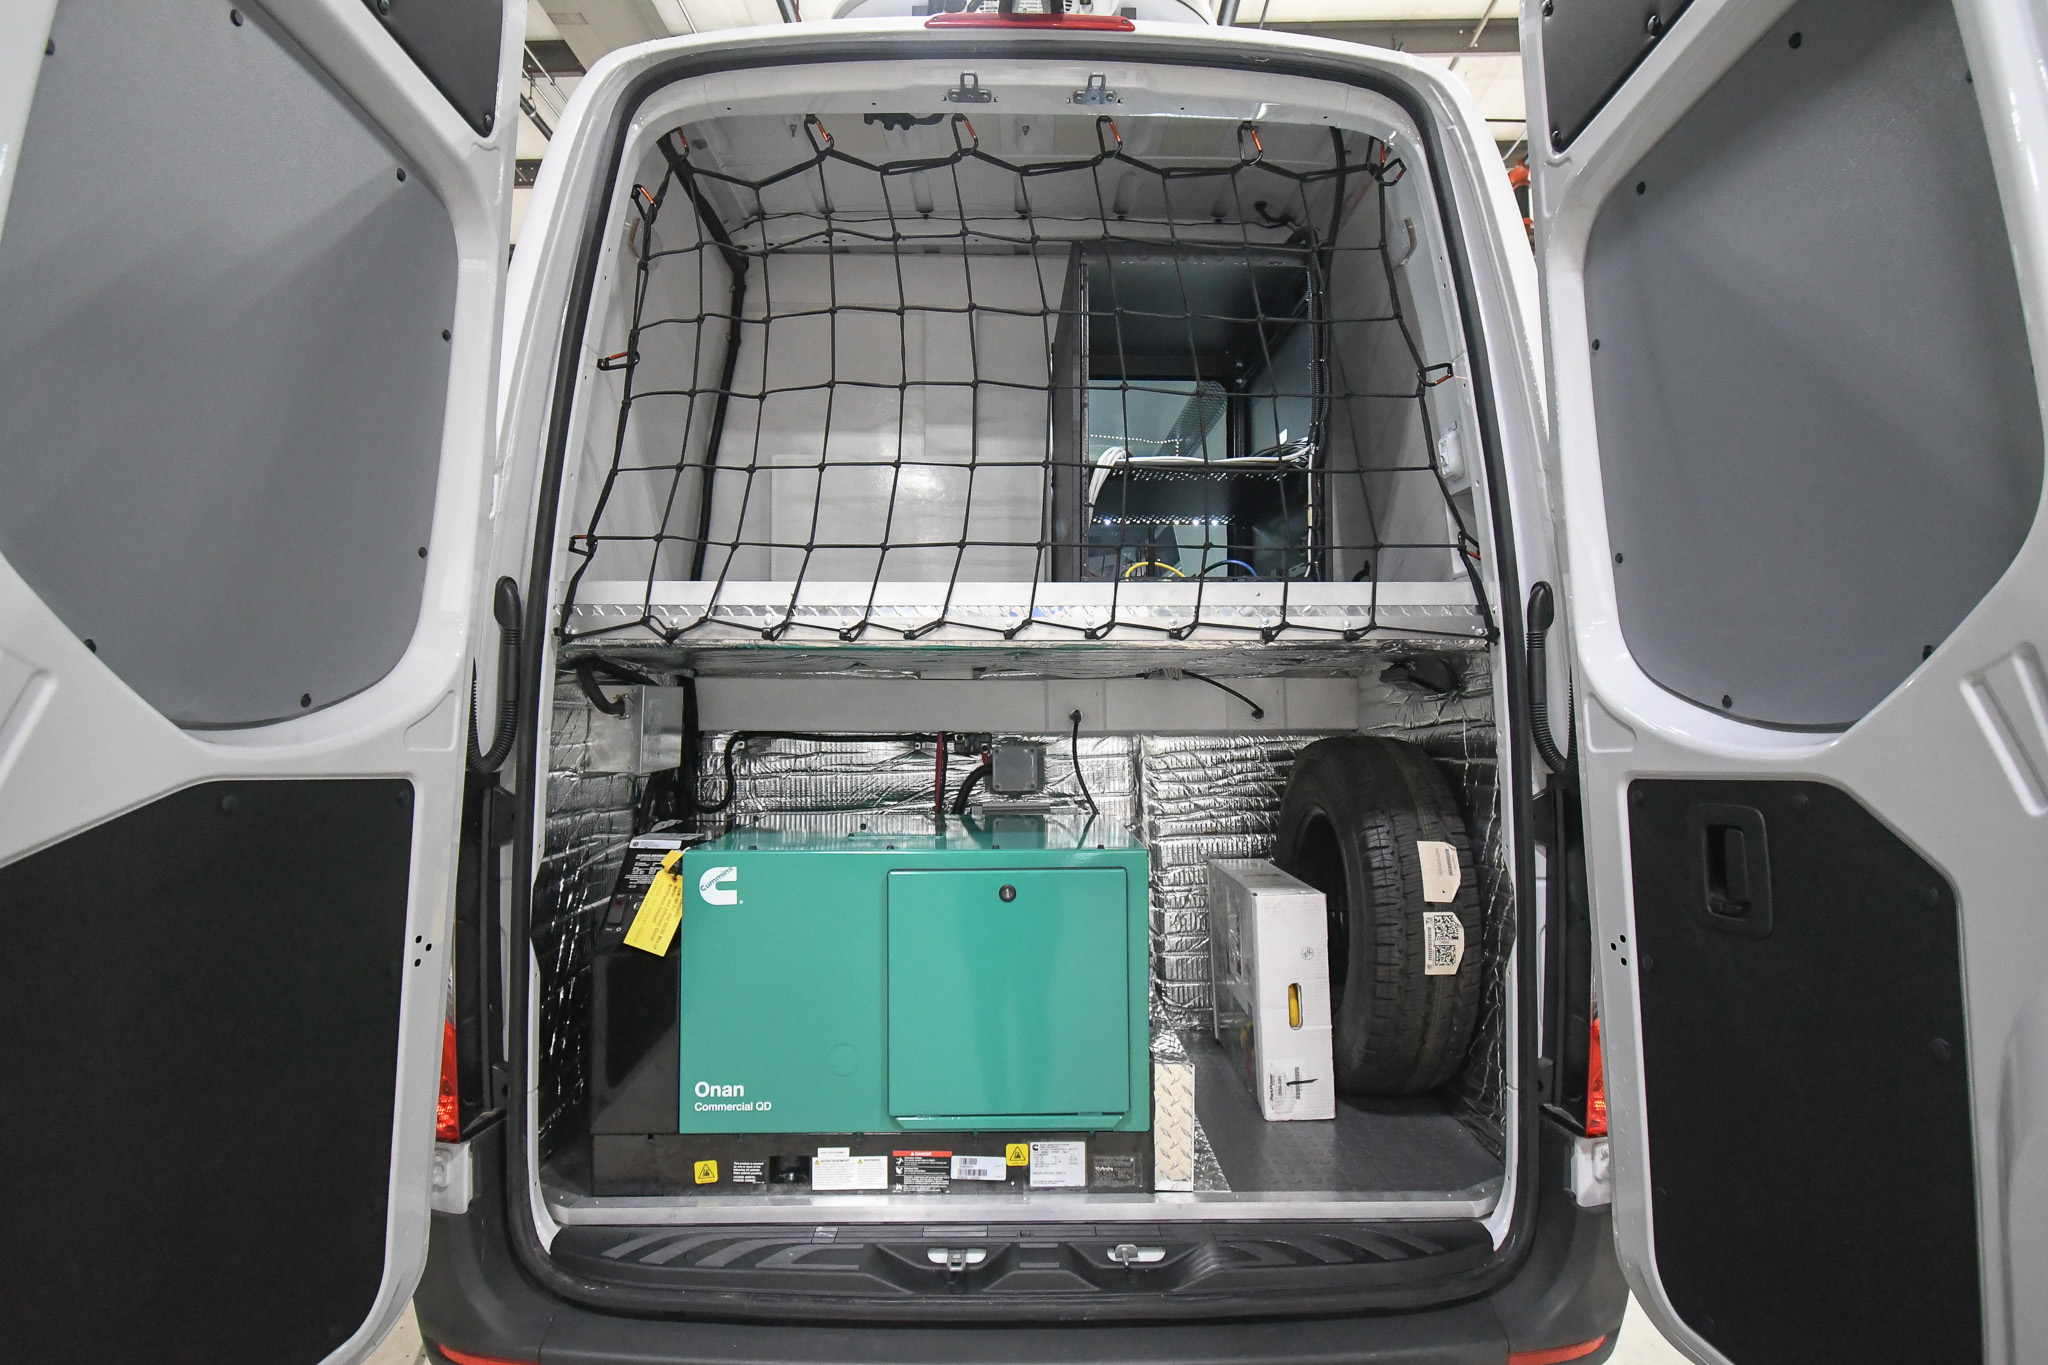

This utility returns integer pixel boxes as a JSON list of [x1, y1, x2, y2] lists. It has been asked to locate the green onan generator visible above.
[[675, 817, 1151, 1135]]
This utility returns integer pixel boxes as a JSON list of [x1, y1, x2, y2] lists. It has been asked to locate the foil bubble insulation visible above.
[[535, 680, 642, 1155], [1141, 734, 1331, 1031], [691, 732, 1139, 832]]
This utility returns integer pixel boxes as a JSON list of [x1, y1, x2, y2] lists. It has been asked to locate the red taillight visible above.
[[925, 11, 1136, 28], [1508, 1337, 1609, 1365], [431, 1346, 536, 1365], [1586, 1016, 1608, 1138], [435, 1015, 462, 1143]]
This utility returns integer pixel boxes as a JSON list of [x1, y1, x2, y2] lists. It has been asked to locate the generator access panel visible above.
[[677, 817, 1151, 1134]]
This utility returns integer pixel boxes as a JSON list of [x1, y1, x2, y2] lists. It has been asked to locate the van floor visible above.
[[1188, 1035, 1500, 1194]]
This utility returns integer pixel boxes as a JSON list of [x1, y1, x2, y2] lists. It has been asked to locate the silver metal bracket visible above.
[[1073, 73, 1120, 105], [1107, 1243, 1166, 1266], [945, 73, 994, 103]]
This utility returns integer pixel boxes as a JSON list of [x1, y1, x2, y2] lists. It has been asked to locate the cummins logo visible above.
[[698, 865, 739, 905]]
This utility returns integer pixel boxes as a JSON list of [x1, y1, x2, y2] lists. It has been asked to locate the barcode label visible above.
[[1424, 910, 1466, 976]]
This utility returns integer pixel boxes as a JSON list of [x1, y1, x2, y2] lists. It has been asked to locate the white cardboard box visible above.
[[1208, 858, 1336, 1121]]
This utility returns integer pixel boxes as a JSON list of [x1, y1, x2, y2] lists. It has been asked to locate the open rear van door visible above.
[[1524, 1, 2048, 1361], [0, 1, 516, 1360]]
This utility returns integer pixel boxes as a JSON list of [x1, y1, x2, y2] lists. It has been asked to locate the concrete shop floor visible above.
[[365, 1296, 1692, 1363]]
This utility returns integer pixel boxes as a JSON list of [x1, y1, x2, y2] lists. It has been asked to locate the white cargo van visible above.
[[0, 1, 2042, 1363]]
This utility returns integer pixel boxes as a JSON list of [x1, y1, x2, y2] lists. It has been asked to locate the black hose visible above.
[[951, 761, 991, 815], [1526, 581, 1576, 776], [573, 659, 628, 716], [1069, 710, 1098, 815], [1180, 668, 1266, 720], [467, 577, 523, 774]]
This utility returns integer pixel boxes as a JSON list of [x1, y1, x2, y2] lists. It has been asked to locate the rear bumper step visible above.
[[549, 1218, 1495, 1301]]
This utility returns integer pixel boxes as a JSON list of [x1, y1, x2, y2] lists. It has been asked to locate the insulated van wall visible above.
[[575, 192, 737, 587], [697, 252, 1058, 583], [1323, 174, 1464, 586]]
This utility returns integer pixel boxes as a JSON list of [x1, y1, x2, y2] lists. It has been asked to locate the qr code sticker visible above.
[[1424, 910, 1465, 976]]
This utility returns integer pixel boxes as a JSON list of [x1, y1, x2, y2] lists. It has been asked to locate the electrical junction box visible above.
[[989, 740, 1047, 796], [678, 817, 1150, 1135], [581, 684, 685, 774], [1209, 858, 1336, 1121]]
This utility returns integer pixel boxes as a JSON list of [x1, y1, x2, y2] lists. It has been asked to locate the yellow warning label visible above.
[[1005, 1143, 1029, 1167], [624, 850, 685, 956], [694, 1159, 718, 1185]]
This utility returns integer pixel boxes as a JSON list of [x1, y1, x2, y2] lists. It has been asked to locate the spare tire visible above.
[[1274, 736, 1484, 1096]]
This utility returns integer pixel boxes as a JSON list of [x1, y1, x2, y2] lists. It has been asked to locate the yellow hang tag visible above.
[[1005, 1143, 1029, 1167], [624, 850, 686, 956]]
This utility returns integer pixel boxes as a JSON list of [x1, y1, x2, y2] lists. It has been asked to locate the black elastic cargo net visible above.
[[562, 113, 1491, 645]]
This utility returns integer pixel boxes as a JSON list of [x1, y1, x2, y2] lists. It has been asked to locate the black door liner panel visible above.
[[1629, 778, 1980, 1363], [0, 779, 413, 1364]]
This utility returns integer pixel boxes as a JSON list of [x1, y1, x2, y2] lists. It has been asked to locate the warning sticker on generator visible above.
[[892, 1151, 952, 1194], [811, 1148, 888, 1191], [1417, 840, 1462, 903], [730, 1160, 766, 1186], [1424, 909, 1466, 975], [615, 837, 687, 901]]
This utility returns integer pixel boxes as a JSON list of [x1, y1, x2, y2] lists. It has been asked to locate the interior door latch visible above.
[[1684, 802, 1774, 938]]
